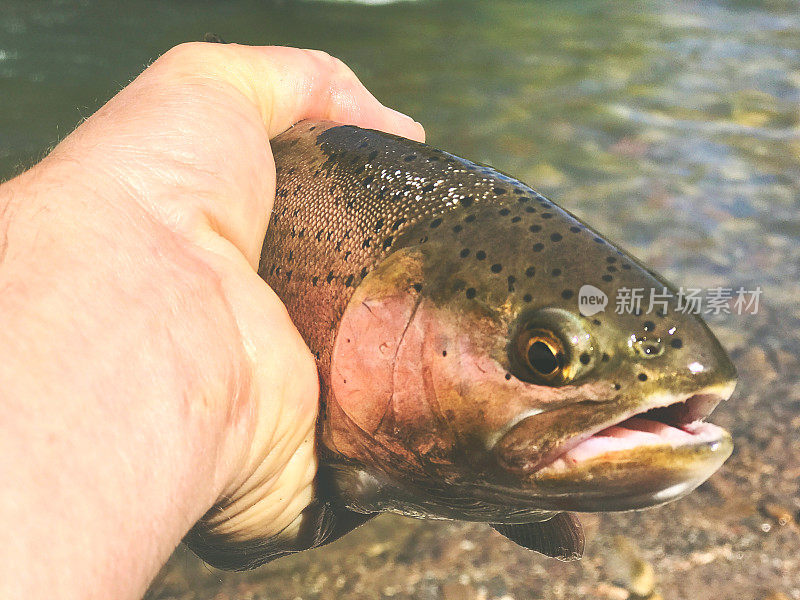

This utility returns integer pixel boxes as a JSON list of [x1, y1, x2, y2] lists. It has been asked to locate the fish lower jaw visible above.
[[535, 417, 728, 475]]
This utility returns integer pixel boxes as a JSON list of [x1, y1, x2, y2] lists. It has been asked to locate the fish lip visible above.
[[498, 379, 737, 474]]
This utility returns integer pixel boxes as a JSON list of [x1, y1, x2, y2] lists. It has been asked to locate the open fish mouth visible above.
[[495, 382, 735, 511]]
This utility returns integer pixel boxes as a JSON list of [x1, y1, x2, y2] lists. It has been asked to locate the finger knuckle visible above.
[[304, 48, 355, 81]]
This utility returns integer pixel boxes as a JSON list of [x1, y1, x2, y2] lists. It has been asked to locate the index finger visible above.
[[159, 42, 426, 142]]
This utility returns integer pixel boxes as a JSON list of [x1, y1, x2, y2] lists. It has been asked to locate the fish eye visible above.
[[517, 329, 567, 384], [510, 308, 596, 386]]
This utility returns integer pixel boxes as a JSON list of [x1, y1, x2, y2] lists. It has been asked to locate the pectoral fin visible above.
[[185, 501, 375, 571], [490, 512, 584, 561]]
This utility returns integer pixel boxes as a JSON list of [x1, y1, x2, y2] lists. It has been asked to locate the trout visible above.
[[186, 120, 736, 570]]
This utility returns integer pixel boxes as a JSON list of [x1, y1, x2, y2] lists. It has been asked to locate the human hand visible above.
[[0, 43, 423, 599]]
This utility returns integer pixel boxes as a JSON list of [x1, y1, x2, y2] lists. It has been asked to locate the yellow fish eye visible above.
[[517, 329, 567, 384]]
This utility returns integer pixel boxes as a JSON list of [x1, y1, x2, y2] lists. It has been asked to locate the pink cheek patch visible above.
[[330, 288, 421, 435]]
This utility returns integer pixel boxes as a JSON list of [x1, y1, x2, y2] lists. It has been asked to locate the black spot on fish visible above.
[[466, 288, 477, 299], [570, 226, 581, 233], [511, 216, 521, 223], [602, 275, 613, 282], [460, 249, 470, 258], [476, 251, 487, 260], [422, 183, 435, 192], [412, 283, 423, 293], [392, 218, 406, 231], [551, 268, 561, 276], [382, 237, 394, 250], [525, 206, 536, 213], [529, 224, 542, 233], [507, 276, 516, 292], [363, 175, 374, 186], [354, 165, 365, 174], [465, 215, 476, 223], [344, 275, 354, 287], [344, 251, 351, 261], [638, 373, 648, 382], [499, 208, 510, 216], [326, 271, 335, 284], [622, 263, 632, 270], [505, 373, 512, 380], [606, 256, 617, 263], [607, 266, 617, 272], [312, 276, 319, 286], [542, 212, 553, 219], [614, 383, 622, 390], [579, 352, 590, 365], [550, 233, 562, 242], [494, 187, 507, 195], [670, 338, 683, 349], [602, 353, 610, 362], [453, 224, 463, 233], [491, 263, 502, 273], [442, 350, 447, 357], [374, 219, 384, 233], [430, 218, 442, 228], [461, 196, 474, 207], [525, 266, 535, 277], [404, 154, 417, 162], [368, 150, 378, 161], [594, 237, 605, 244], [523, 293, 533, 302], [643, 321, 656, 331], [363, 237, 372, 248], [561, 289, 574, 299], [513, 188, 524, 194], [518, 196, 529, 203], [533, 243, 544, 252]]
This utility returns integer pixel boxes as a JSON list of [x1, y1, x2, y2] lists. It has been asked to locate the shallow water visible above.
[[2, 1, 799, 598]]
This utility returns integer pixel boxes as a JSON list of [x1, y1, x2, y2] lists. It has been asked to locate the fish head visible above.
[[326, 187, 736, 519]]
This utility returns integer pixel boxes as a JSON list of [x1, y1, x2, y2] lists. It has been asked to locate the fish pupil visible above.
[[528, 341, 558, 375]]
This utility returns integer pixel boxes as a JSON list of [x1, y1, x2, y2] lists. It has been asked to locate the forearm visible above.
[[0, 165, 253, 599]]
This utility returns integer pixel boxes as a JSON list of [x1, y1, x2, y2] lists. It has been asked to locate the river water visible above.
[[1, 1, 798, 598]]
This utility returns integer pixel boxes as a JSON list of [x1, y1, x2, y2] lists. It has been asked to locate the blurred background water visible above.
[[1, 1, 798, 598]]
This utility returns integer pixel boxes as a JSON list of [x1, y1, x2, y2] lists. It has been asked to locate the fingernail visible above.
[[387, 107, 425, 142]]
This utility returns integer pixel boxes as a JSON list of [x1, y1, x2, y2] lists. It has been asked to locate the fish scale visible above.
[[262, 121, 597, 367]]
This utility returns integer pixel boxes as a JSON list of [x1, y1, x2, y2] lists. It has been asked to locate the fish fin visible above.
[[490, 512, 584, 561], [202, 32, 227, 44], [184, 501, 374, 571]]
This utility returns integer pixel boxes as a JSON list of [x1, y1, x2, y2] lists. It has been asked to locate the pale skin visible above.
[[0, 43, 424, 599]]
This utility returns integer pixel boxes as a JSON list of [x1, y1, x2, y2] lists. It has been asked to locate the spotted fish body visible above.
[[186, 121, 736, 570]]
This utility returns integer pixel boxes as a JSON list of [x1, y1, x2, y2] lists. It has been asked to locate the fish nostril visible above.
[[632, 338, 664, 359]]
